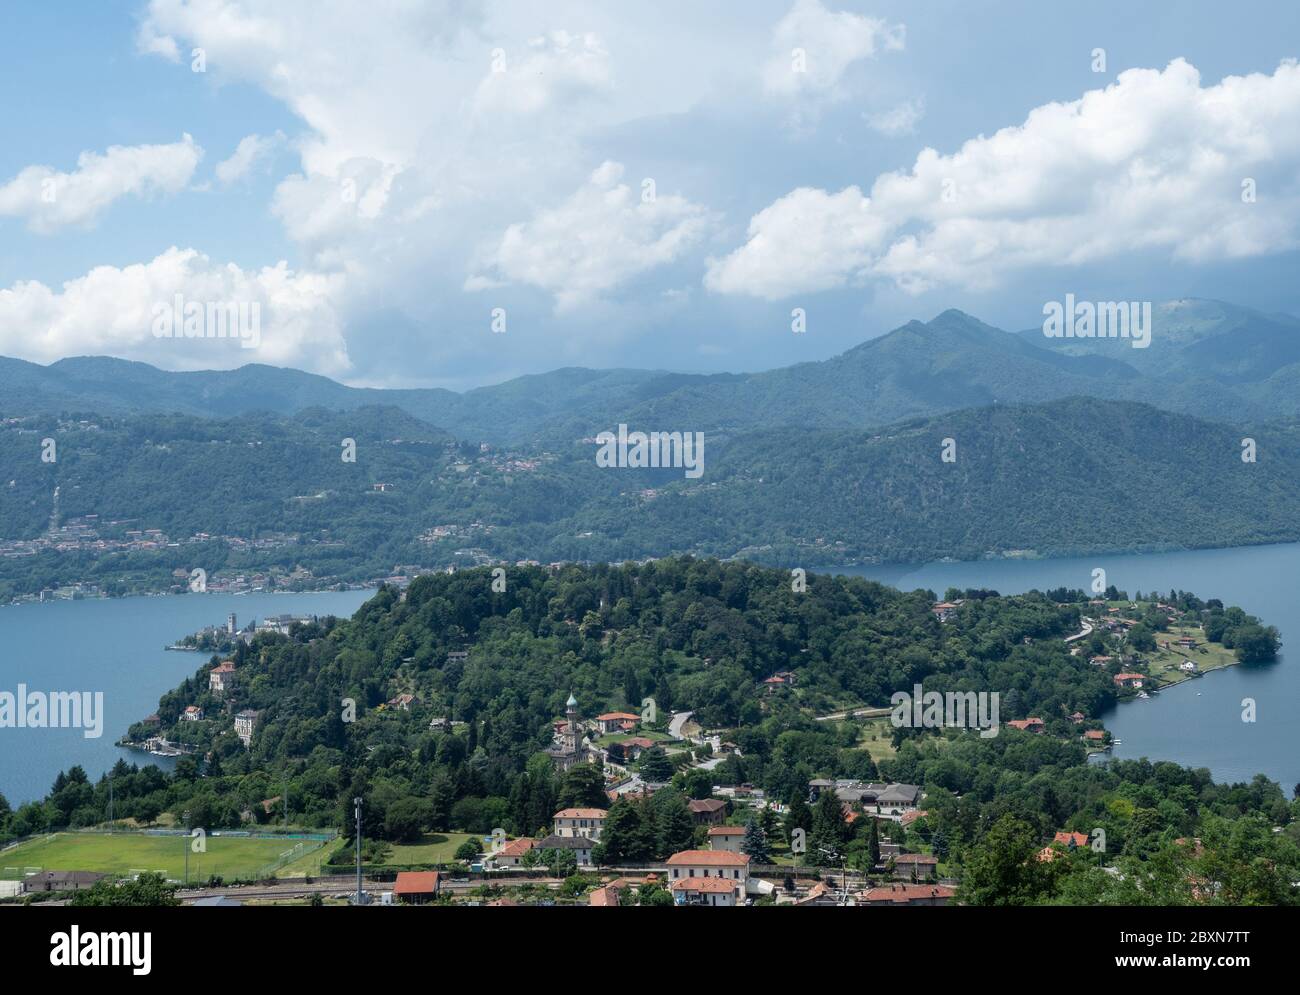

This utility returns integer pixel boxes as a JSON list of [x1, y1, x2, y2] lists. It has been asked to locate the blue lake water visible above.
[[0, 590, 373, 804], [840, 543, 1299, 791]]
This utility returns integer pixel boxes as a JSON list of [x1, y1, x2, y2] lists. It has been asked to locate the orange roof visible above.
[[900, 809, 928, 827], [554, 808, 607, 819], [894, 853, 937, 864], [393, 871, 441, 895], [670, 877, 737, 894], [497, 838, 535, 857], [708, 826, 746, 836], [596, 712, 640, 721], [666, 849, 748, 867], [212, 662, 236, 673], [622, 737, 655, 749], [1114, 672, 1146, 681], [589, 886, 619, 906], [859, 884, 955, 903], [1054, 831, 1090, 847]]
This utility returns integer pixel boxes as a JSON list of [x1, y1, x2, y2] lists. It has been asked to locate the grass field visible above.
[[1142, 624, 1237, 687], [378, 832, 478, 865], [0, 832, 331, 883]]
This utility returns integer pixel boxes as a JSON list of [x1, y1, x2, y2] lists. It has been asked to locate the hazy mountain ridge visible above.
[[2, 298, 1296, 446]]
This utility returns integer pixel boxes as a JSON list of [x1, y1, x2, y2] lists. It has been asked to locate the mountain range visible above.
[[3, 296, 1300, 597], [3, 298, 1298, 445]]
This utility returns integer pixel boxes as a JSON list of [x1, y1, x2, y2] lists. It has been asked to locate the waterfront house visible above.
[[1113, 673, 1146, 689], [182, 705, 203, 722]]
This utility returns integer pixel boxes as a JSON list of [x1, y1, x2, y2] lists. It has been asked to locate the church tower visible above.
[[562, 692, 579, 755]]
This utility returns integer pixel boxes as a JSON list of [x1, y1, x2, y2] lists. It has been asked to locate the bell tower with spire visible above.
[[562, 692, 579, 755]]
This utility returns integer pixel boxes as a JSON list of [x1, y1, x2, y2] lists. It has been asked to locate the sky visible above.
[[0, 0, 1298, 389]]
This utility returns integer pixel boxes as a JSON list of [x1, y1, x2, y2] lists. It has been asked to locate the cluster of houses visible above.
[[807, 779, 922, 823]]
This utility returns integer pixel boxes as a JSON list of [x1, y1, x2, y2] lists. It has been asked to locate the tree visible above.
[[1232, 624, 1280, 663], [810, 789, 847, 865], [384, 797, 432, 842], [455, 838, 483, 861], [958, 815, 1052, 906], [653, 792, 697, 858], [70, 873, 179, 907], [784, 795, 812, 843], [558, 763, 608, 809], [639, 747, 673, 783], [599, 800, 654, 863], [742, 816, 770, 864]]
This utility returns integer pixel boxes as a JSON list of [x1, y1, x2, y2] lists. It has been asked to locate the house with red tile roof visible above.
[[1113, 673, 1146, 689], [595, 712, 641, 734], [393, 871, 441, 904], [487, 837, 536, 868], [666, 849, 749, 903], [208, 661, 236, 695], [1005, 717, 1044, 733], [857, 884, 955, 907]]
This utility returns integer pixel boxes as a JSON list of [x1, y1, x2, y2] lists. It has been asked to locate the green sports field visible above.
[[0, 832, 332, 883]]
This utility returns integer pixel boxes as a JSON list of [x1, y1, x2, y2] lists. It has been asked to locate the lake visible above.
[[841, 542, 1297, 792], [0, 590, 373, 804]]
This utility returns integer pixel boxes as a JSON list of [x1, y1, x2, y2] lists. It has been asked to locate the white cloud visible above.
[[711, 59, 1300, 298], [469, 161, 715, 310], [865, 97, 924, 136], [0, 247, 350, 374], [0, 135, 202, 233], [704, 186, 886, 299], [762, 0, 904, 99], [215, 132, 285, 185], [473, 31, 611, 116]]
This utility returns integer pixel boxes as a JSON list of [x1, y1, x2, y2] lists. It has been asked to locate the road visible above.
[[1064, 619, 1094, 643], [668, 710, 694, 740]]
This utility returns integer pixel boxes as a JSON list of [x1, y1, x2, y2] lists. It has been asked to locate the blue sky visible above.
[[1, 0, 1298, 388]]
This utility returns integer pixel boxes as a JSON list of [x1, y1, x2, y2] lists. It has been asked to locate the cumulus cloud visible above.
[[0, 247, 350, 374], [705, 186, 886, 299], [711, 59, 1300, 298], [468, 161, 715, 310], [762, 0, 904, 99], [473, 31, 611, 116], [0, 135, 202, 232], [215, 132, 285, 184]]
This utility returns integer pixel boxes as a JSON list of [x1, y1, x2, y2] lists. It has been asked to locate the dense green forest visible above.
[[4, 394, 1300, 599], [1, 559, 1293, 904]]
